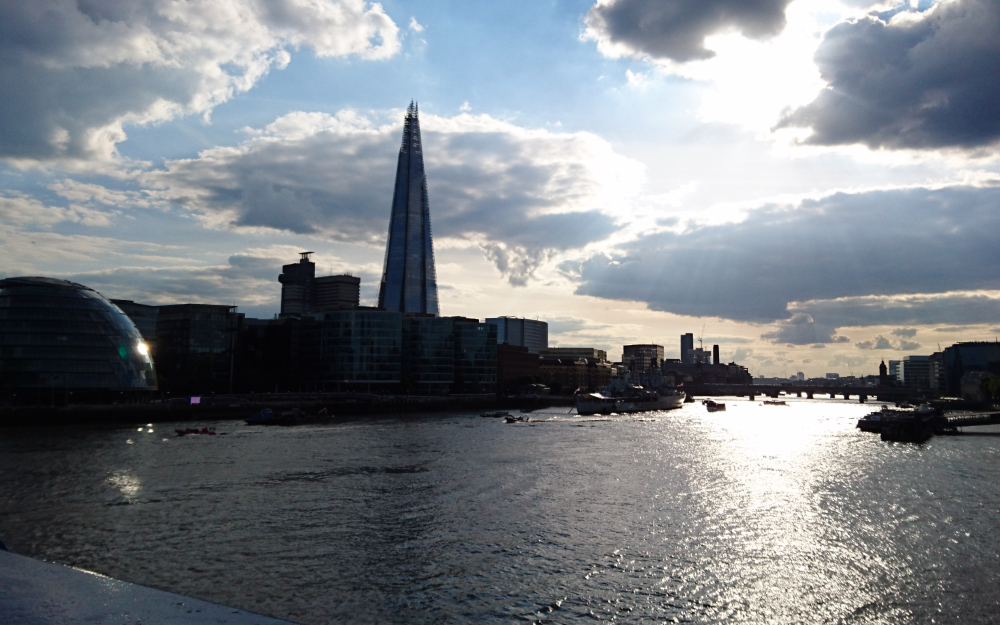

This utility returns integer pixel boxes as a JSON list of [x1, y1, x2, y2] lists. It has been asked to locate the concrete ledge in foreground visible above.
[[0, 550, 301, 625]]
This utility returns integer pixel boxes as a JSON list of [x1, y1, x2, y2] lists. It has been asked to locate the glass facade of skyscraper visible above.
[[0, 277, 157, 401], [486, 316, 548, 354], [402, 315, 455, 395], [303, 310, 402, 389], [453, 319, 497, 392], [378, 103, 440, 315]]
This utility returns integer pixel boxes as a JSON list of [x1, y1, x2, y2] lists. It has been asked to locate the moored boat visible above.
[[880, 414, 934, 443], [575, 382, 684, 416], [858, 403, 937, 434]]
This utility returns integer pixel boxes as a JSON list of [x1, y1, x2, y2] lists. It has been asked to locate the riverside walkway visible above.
[[0, 549, 299, 625]]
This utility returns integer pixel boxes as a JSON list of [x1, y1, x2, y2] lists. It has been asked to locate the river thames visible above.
[[2, 399, 999, 624]]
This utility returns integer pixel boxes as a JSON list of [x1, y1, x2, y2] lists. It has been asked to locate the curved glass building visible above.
[[0, 277, 157, 401]]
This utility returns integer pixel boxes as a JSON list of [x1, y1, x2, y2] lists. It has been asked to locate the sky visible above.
[[1, 0, 999, 377]]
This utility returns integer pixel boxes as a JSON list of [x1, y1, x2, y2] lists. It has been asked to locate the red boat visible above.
[[175, 427, 217, 436]]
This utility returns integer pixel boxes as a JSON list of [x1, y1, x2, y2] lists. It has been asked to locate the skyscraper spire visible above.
[[377, 102, 440, 315]]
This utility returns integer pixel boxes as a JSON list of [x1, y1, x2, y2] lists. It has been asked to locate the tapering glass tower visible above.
[[378, 102, 440, 315]]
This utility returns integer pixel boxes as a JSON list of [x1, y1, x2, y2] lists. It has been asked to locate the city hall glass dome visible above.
[[0, 277, 157, 394]]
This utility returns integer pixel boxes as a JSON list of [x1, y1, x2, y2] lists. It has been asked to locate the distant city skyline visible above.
[[0, 0, 998, 377]]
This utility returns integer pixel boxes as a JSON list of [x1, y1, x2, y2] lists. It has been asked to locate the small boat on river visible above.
[[481, 411, 511, 418], [175, 427, 217, 436], [762, 400, 787, 406], [705, 400, 726, 412]]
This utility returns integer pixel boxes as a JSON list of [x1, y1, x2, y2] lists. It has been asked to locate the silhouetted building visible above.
[[301, 309, 403, 392], [712, 344, 720, 365], [623, 344, 664, 377], [663, 360, 752, 386], [888, 360, 901, 382], [111, 299, 159, 345], [539, 356, 612, 395], [899, 355, 931, 389], [378, 102, 439, 315], [314, 275, 360, 311], [942, 342, 1000, 396], [929, 351, 945, 391], [452, 317, 497, 393], [879, 360, 889, 386], [0, 277, 157, 404], [486, 316, 548, 354], [680, 333, 694, 364], [279, 252, 316, 317], [401, 315, 454, 395], [539, 347, 607, 362], [496, 343, 541, 396], [233, 317, 300, 393], [155, 304, 241, 395]]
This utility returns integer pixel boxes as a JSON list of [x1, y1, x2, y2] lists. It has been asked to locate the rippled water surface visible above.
[[3, 399, 1000, 624]]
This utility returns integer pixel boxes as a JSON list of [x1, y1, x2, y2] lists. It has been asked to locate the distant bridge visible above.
[[683, 384, 925, 403]]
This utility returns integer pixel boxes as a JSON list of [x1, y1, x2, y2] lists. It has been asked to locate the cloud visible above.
[[0, 192, 114, 227], [792, 291, 1000, 329], [0, 0, 399, 164], [761, 313, 849, 345], [855, 335, 892, 350], [409, 17, 424, 32], [828, 353, 868, 369], [733, 347, 754, 361], [890, 327, 917, 338], [854, 334, 920, 351], [584, 0, 793, 63], [68, 254, 281, 316], [779, 0, 1000, 151], [625, 69, 649, 89], [142, 109, 638, 285], [572, 184, 1000, 326]]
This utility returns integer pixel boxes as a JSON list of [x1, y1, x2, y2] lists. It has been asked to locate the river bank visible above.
[[0, 393, 574, 427]]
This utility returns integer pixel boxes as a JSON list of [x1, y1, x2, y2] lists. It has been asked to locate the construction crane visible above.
[[698, 323, 705, 351]]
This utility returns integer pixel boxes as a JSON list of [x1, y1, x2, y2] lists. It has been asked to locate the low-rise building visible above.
[[496, 343, 540, 396]]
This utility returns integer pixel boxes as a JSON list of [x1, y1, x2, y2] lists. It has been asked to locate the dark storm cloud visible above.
[[0, 0, 398, 163], [791, 291, 1000, 329], [571, 184, 1000, 330], [585, 0, 792, 62], [780, 0, 1000, 150], [145, 112, 629, 285]]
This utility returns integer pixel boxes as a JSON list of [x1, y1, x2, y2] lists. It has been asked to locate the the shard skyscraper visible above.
[[377, 102, 440, 315]]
